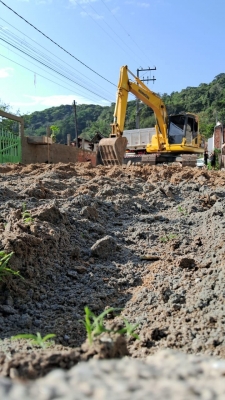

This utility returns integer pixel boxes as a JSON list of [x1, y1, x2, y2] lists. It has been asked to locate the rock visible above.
[[81, 206, 98, 220], [91, 236, 118, 258], [177, 257, 196, 269]]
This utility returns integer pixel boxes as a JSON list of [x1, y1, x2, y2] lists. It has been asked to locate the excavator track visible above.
[[181, 154, 198, 167]]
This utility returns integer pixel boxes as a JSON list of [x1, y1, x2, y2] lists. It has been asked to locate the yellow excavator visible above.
[[97, 65, 204, 166]]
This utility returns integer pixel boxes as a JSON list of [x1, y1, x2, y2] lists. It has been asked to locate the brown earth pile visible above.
[[0, 162, 225, 379]]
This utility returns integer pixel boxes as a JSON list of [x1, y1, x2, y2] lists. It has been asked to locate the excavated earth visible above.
[[0, 162, 225, 398]]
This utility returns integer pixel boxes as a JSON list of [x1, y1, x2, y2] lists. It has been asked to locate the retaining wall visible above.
[[21, 137, 96, 166]]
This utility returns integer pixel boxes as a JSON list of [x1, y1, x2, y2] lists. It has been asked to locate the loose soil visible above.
[[0, 162, 225, 380]]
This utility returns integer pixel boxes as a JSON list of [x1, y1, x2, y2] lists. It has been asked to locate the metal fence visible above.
[[0, 129, 21, 163]]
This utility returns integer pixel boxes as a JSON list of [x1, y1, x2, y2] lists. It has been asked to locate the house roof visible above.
[[90, 132, 104, 143]]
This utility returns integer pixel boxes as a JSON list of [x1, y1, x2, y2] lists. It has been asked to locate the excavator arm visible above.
[[111, 65, 168, 148], [98, 66, 168, 165]]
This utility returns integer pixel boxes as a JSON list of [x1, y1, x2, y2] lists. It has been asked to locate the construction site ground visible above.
[[0, 162, 225, 399]]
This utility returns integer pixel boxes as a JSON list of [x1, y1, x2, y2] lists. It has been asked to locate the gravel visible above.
[[1, 349, 225, 399]]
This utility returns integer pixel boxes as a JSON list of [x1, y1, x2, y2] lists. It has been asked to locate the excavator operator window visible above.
[[186, 117, 198, 143], [168, 115, 185, 144], [192, 119, 198, 139]]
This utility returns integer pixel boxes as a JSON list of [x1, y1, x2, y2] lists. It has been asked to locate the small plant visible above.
[[160, 233, 177, 243], [80, 306, 140, 344], [11, 332, 56, 348], [0, 251, 22, 281], [22, 203, 34, 224], [177, 205, 187, 215], [80, 306, 115, 344], [116, 318, 140, 340]]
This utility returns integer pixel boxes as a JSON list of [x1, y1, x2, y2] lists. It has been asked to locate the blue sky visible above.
[[0, 0, 225, 114]]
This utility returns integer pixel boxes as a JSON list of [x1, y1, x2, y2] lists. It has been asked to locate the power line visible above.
[[100, 0, 152, 64], [0, 0, 116, 87], [0, 43, 112, 103], [0, 26, 113, 99], [0, 52, 111, 104], [0, 17, 114, 97], [0, 37, 111, 102], [77, 1, 142, 64]]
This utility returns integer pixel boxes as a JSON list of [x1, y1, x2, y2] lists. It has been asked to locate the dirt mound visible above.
[[0, 162, 225, 379], [0, 333, 128, 380]]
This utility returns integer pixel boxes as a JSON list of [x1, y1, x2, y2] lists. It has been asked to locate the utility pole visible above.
[[73, 100, 78, 146], [136, 67, 156, 129]]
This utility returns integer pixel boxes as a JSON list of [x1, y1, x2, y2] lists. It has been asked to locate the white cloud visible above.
[[69, 0, 98, 5], [80, 10, 104, 19], [0, 67, 14, 78], [111, 6, 120, 14], [137, 2, 150, 7], [11, 94, 109, 111]]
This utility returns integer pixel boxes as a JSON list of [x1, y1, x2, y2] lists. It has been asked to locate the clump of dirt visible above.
[[0, 333, 128, 380]]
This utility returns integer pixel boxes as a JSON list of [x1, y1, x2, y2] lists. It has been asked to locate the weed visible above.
[[207, 163, 212, 170], [80, 306, 139, 344], [80, 306, 115, 344], [177, 205, 187, 215], [0, 251, 23, 281], [116, 318, 140, 340], [11, 332, 56, 348], [22, 203, 34, 224], [160, 234, 177, 243]]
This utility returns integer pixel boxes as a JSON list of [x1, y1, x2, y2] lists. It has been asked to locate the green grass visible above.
[[80, 306, 140, 344], [11, 332, 56, 348], [160, 234, 178, 243], [22, 203, 34, 224], [0, 251, 22, 281], [177, 206, 187, 215]]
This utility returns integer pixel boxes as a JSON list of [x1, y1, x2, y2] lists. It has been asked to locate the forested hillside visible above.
[[1, 73, 225, 143]]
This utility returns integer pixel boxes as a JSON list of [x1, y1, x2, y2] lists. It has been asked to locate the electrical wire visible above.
[[0, 17, 114, 98], [0, 26, 113, 100], [0, 52, 112, 105], [75, 1, 141, 65], [0, 42, 113, 104], [100, 0, 152, 65], [0, 36, 113, 103], [0, 0, 116, 87]]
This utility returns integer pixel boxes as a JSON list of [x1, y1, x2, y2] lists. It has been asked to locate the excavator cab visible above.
[[168, 113, 198, 145]]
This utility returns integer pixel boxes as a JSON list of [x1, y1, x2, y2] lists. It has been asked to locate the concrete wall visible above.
[[21, 137, 96, 166], [208, 137, 214, 152], [77, 149, 97, 166]]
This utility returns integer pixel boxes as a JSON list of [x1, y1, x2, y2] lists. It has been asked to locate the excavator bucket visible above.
[[97, 136, 128, 166]]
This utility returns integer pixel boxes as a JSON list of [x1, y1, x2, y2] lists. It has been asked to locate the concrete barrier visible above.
[[21, 137, 96, 166]]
